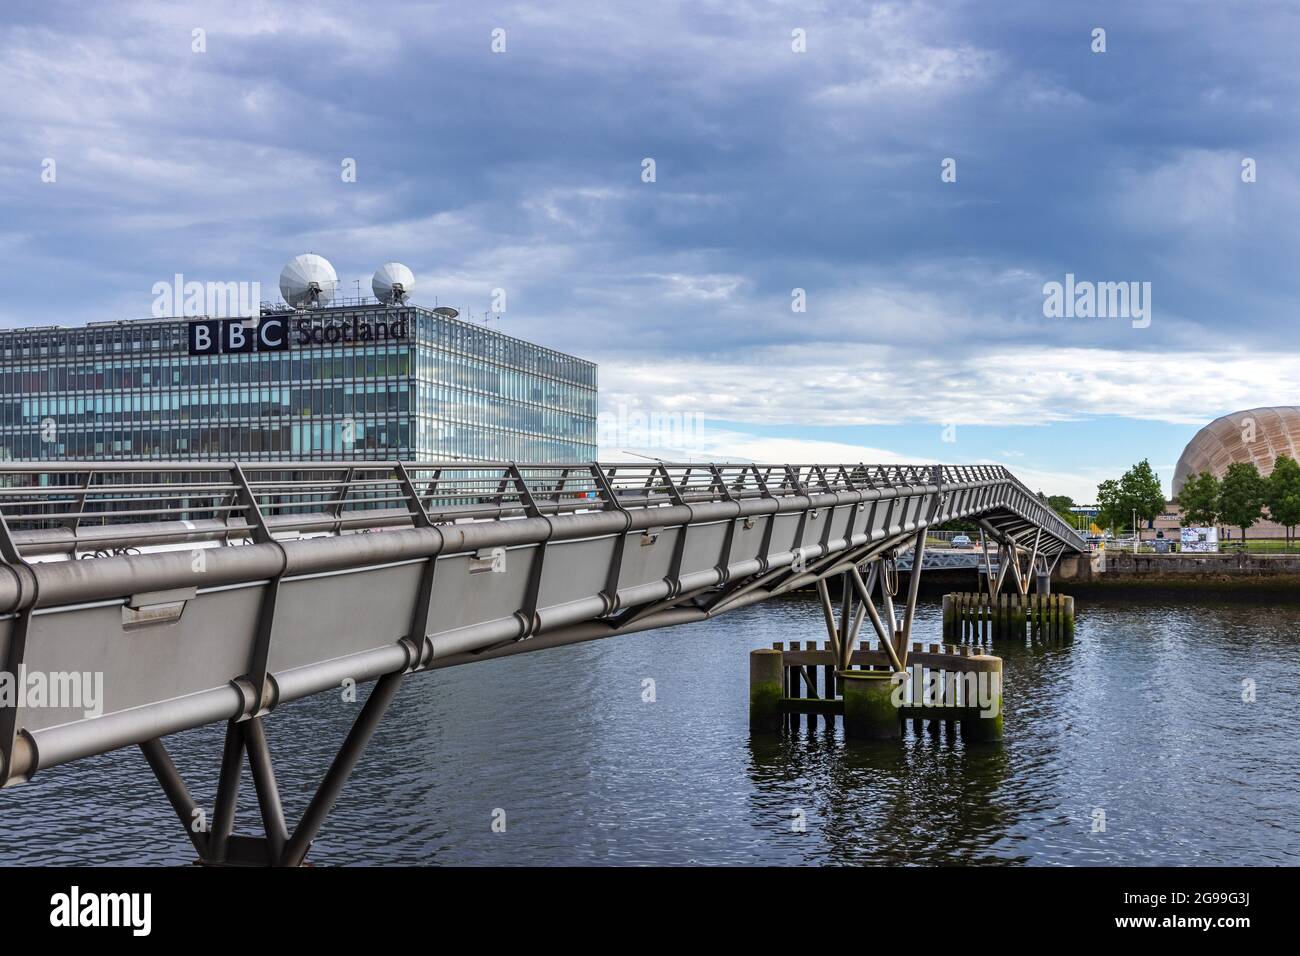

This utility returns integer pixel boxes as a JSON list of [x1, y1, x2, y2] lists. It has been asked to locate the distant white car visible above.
[[951, 534, 972, 548]]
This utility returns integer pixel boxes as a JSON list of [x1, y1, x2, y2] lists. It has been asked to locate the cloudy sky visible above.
[[2, 1, 1297, 499]]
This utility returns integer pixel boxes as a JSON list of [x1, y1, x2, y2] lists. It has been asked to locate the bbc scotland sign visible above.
[[188, 316, 409, 355], [188, 318, 288, 355]]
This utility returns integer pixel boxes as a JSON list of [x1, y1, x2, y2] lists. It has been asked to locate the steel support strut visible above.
[[897, 470, 942, 668], [243, 716, 289, 860], [138, 738, 207, 858], [139, 673, 404, 866], [207, 720, 244, 862], [979, 529, 997, 600], [848, 563, 903, 671], [897, 528, 927, 667], [815, 577, 843, 665], [280, 671, 404, 867]]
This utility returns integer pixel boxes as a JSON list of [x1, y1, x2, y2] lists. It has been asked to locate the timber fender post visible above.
[[753, 642, 1007, 744], [839, 671, 902, 739], [942, 592, 1075, 644], [749, 649, 784, 732]]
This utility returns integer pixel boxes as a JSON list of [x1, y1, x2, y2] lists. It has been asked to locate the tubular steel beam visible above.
[[838, 570, 854, 668], [848, 563, 902, 672], [843, 602, 868, 668], [280, 672, 405, 867], [139, 738, 208, 859], [1027, 527, 1043, 590], [978, 529, 997, 600], [995, 543, 1013, 595], [815, 578, 843, 664], [1008, 543, 1028, 596], [838, 570, 853, 646], [880, 562, 899, 640], [242, 717, 289, 861], [899, 529, 927, 662], [207, 720, 245, 863]]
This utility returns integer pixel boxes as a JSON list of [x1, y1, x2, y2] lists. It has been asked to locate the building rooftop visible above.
[[0, 300, 596, 372]]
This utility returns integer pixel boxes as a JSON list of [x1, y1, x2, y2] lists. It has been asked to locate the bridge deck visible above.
[[0, 460, 1084, 793]]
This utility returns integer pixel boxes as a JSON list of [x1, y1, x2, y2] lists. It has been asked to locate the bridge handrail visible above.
[[0, 459, 1085, 558]]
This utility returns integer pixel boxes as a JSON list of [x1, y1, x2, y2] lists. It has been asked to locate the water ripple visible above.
[[2, 593, 1297, 865]]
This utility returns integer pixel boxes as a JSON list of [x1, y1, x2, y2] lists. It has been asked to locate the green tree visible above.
[[932, 519, 978, 534], [1176, 471, 1220, 528], [1265, 455, 1300, 548], [1218, 461, 1266, 548], [1120, 459, 1167, 524], [1037, 492, 1078, 527], [1046, 494, 1076, 513], [1095, 460, 1167, 534], [1096, 478, 1124, 533]]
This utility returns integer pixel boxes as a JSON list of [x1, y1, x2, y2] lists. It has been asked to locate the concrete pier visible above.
[[756, 642, 1008, 744], [959, 656, 1004, 742], [748, 649, 785, 732], [839, 671, 902, 739]]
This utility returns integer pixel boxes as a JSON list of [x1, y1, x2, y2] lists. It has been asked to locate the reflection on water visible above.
[[2, 593, 1298, 865]]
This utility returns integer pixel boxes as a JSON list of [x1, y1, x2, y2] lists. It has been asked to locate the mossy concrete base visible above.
[[839, 670, 902, 739], [749, 649, 784, 732], [960, 704, 1004, 742], [960, 657, 1004, 742]]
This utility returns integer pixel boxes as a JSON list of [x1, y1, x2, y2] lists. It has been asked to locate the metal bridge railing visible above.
[[0, 460, 1084, 559]]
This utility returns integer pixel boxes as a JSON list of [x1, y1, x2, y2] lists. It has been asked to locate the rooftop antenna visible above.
[[279, 254, 338, 309], [372, 262, 415, 305]]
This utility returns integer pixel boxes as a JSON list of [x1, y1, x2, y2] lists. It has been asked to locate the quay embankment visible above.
[[1054, 551, 1300, 599]]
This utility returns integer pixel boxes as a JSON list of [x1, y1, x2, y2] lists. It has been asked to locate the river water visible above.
[[2, 592, 1297, 866]]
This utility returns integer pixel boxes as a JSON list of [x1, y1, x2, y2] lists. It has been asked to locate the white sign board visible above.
[[1180, 526, 1218, 553]]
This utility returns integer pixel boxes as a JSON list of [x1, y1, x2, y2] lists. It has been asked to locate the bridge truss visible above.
[[0, 460, 1085, 864]]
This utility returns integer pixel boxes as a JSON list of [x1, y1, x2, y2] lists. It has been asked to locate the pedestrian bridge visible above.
[[896, 549, 993, 570], [0, 459, 1085, 864]]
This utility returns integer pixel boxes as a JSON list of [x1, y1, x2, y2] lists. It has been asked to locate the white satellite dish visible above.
[[372, 262, 415, 305], [279, 254, 338, 309]]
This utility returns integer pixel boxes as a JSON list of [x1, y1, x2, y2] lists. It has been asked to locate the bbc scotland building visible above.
[[0, 294, 597, 464]]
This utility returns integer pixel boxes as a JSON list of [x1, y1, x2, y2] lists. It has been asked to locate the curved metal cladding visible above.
[[1171, 405, 1300, 497], [0, 460, 1085, 785]]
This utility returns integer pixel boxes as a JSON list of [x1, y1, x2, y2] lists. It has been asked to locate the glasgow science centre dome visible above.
[[1172, 406, 1300, 497]]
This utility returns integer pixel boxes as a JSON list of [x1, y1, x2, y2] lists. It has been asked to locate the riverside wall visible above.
[[1054, 550, 1300, 597]]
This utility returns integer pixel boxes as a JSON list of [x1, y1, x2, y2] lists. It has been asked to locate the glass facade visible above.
[[0, 305, 598, 463]]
